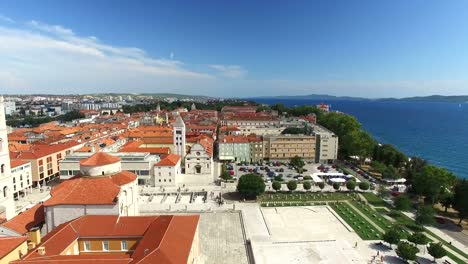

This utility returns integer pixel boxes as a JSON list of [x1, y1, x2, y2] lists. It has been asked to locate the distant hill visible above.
[[381, 95, 468, 103], [254, 94, 468, 103]]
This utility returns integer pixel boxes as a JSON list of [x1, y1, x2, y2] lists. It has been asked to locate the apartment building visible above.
[[218, 135, 250, 162], [11, 141, 82, 186], [264, 134, 316, 161], [10, 160, 33, 199], [249, 136, 264, 163], [312, 124, 339, 163]]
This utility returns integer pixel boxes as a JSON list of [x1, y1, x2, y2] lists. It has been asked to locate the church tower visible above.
[[191, 103, 196, 111], [0, 96, 15, 220], [173, 115, 186, 157]]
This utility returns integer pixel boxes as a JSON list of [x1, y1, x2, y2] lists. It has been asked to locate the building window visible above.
[[121, 241, 127, 251], [102, 241, 109, 251], [84, 241, 90, 251]]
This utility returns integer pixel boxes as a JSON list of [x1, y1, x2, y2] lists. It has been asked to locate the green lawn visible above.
[[330, 202, 382, 240], [349, 200, 393, 231], [361, 192, 391, 208]]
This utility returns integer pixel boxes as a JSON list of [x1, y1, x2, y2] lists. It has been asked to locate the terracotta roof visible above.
[[0, 236, 28, 258], [10, 159, 30, 168], [11, 141, 80, 160], [155, 154, 181, 167], [119, 140, 171, 155], [15, 215, 200, 264], [79, 152, 121, 166], [44, 172, 136, 206], [2, 203, 45, 235]]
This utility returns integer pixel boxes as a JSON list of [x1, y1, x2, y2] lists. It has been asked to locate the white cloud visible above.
[[0, 15, 14, 23], [209, 64, 247, 78], [0, 20, 216, 94]]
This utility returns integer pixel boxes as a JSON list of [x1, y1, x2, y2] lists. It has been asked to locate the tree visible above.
[[346, 180, 356, 191], [290, 156, 305, 170], [395, 195, 411, 211], [408, 232, 429, 246], [440, 192, 454, 213], [272, 181, 282, 192], [342, 130, 376, 164], [427, 242, 447, 261], [382, 228, 403, 248], [287, 180, 298, 191], [416, 205, 435, 225], [382, 165, 400, 179], [453, 179, 468, 225], [396, 241, 419, 262], [358, 182, 370, 191], [412, 165, 456, 204], [281, 127, 306, 135], [237, 174, 266, 199], [303, 181, 312, 191], [404, 156, 427, 185], [332, 182, 340, 191], [318, 182, 325, 192]]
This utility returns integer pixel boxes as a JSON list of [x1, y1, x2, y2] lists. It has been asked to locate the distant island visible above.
[[253, 94, 468, 103]]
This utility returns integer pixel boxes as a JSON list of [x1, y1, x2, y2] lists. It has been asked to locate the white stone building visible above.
[[0, 96, 15, 220], [44, 152, 139, 233], [153, 154, 181, 186], [10, 160, 33, 199]]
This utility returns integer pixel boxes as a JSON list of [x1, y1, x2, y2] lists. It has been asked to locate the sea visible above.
[[252, 98, 468, 179]]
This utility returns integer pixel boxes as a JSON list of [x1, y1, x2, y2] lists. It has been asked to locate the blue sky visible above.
[[1, 0, 468, 98]]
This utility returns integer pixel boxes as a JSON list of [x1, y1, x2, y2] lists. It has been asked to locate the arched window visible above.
[[0, 164, 4, 174], [3, 186, 8, 198]]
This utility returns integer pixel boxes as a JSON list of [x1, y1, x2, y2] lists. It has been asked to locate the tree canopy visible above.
[[408, 232, 429, 246], [346, 180, 356, 191], [412, 165, 456, 204], [394, 195, 411, 211], [382, 228, 403, 247], [237, 174, 266, 199], [272, 181, 282, 192], [427, 242, 447, 261], [303, 181, 312, 191], [416, 205, 435, 225], [358, 182, 370, 191], [290, 156, 305, 170], [396, 241, 419, 262], [453, 179, 468, 224]]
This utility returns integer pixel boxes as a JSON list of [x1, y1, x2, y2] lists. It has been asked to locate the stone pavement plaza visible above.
[[140, 211, 249, 264], [246, 205, 375, 264]]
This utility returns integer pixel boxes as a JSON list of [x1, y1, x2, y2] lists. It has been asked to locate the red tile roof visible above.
[[14, 215, 199, 264], [155, 154, 181, 167], [2, 203, 45, 235], [44, 172, 136, 206], [0, 236, 28, 258], [79, 152, 121, 166], [11, 141, 80, 160], [10, 159, 30, 168]]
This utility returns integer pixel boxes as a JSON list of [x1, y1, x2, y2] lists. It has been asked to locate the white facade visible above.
[[173, 116, 186, 157], [11, 162, 33, 198], [184, 144, 213, 175], [153, 160, 181, 187], [0, 96, 15, 220]]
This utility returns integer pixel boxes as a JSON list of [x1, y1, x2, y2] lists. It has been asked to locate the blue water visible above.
[[253, 98, 468, 179]]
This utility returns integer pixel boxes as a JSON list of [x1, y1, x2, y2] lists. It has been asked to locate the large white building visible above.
[[10, 160, 33, 199], [312, 124, 339, 163], [153, 154, 182, 186], [0, 96, 15, 220], [44, 152, 139, 233]]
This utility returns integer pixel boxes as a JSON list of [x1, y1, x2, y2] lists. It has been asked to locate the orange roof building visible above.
[[12, 214, 200, 264], [0, 236, 29, 263], [43, 152, 139, 233]]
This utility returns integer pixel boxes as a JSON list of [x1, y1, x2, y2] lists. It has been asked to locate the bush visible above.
[[396, 241, 419, 262], [274, 175, 284, 182], [303, 181, 312, 191], [359, 182, 370, 191], [272, 181, 282, 192], [427, 242, 447, 261], [333, 182, 340, 190], [287, 180, 298, 191], [346, 180, 356, 191], [318, 182, 325, 191]]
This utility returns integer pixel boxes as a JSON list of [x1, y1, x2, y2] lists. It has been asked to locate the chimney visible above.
[[28, 227, 41, 246], [37, 246, 46, 256], [27, 242, 36, 251]]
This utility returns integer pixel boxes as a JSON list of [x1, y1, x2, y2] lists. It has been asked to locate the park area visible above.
[[256, 191, 468, 264]]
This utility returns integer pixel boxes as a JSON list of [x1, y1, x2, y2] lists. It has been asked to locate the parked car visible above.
[[228, 170, 235, 175], [279, 168, 284, 172], [239, 167, 245, 171], [267, 171, 276, 177], [248, 168, 253, 172]]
